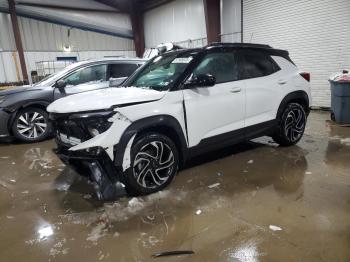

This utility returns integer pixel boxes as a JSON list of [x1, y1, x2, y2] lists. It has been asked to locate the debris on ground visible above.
[[247, 160, 254, 164], [21, 190, 29, 194], [208, 183, 220, 189], [98, 251, 110, 260], [86, 223, 108, 243], [305, 171, 312, 175], [83, 194, 92, 200], [152, 250, 194, 258], [269, 225, 283, 231], [0, 179, 9, 189], [340, 137, 350, 146], [195, 210, 202, 215], [49, 239, 69, 257]]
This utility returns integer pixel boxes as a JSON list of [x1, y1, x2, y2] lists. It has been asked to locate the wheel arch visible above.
[[114, 115, 188, 168], [7, 101, 50, 135], [276, 91, 310, 119]]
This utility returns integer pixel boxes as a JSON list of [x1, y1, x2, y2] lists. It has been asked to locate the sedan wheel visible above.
[[12, 108, 51, 142]]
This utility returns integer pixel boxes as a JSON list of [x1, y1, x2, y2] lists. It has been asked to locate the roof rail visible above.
[[205, 42, 272, 49]]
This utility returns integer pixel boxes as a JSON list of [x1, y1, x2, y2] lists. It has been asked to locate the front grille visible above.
[[50, 113, 92, 145]]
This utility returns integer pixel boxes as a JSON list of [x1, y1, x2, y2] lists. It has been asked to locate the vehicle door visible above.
[[238, 50, 283, 127], [53, 63, 108, 99], [182, 50, 246, 147]]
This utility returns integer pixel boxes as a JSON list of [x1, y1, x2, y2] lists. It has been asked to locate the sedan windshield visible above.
[[126, 52, 197, 91]]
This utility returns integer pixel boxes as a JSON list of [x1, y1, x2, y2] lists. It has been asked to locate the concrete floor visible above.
[[0, 111, 349, 262]]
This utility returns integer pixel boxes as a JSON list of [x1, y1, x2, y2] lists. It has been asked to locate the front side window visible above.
[[240, 51, 279, 79], [125, 53, 196, 91], [64, 64, 107, 86], [192, 52, 238, 83], [109, 63, 138, 79]]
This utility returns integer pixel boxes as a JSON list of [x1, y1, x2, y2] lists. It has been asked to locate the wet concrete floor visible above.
[[0, 111, 349, 262]]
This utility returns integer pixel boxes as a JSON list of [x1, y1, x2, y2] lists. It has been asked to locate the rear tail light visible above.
[[300, 72, 310, 82]]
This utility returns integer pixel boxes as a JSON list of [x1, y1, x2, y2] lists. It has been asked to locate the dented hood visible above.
[[47, 87, 166, 113]]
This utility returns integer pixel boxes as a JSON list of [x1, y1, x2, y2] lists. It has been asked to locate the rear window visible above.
[[240, 51, 280, 79]]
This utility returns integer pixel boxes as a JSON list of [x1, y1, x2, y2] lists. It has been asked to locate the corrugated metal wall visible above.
[[144, 0, 207, 48], [243, 0, 350, 107], [0, 13, 135, 83], [143, 0, 242, 48], [221, 0, 241, 42]]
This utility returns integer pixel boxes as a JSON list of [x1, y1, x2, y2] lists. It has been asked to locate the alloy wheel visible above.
[[284, 108, 305, 142], [133, 141, 175, 189], [17, 111, 47, 139]]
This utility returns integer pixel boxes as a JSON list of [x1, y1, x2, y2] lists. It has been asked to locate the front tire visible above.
[[124, 133, 179, 196], [12, 107, 51, 143], [273, 103, 306, 146]]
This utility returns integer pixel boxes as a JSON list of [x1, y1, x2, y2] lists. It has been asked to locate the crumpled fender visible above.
[[69, 110, 132, 160]]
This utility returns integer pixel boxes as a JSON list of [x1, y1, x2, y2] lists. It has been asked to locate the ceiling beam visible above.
[[17, 2, 121, 13]]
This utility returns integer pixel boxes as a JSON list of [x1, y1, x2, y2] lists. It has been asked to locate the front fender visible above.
[[114, 115, 188, 167]]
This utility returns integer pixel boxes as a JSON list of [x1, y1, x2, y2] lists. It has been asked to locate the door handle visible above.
[[230, 87, 242, 93], [278, 79, 287, 85]]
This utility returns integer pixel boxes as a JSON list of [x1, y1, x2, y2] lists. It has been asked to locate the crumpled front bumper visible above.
[[54, 145, 124, 200]]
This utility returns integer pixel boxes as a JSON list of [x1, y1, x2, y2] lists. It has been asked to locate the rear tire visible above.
[[12, 107, 51, 143], [272, 103, 306, 146], [124, 133, 179, 196]]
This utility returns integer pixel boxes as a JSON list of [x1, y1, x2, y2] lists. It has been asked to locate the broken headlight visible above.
[[86, 118, 113, 137], [69, 111, 114, 138]]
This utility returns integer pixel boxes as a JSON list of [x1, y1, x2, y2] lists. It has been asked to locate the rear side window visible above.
[[240, 51, 279, 79], [109, 63, 138, 78], [193, 52, 238, 83]]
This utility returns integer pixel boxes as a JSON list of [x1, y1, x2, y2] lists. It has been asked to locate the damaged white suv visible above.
[[48, 43, 311, 199]]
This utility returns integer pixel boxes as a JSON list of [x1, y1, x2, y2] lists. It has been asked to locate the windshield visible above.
[[125, 52, 197, 91], [34, 62, 85, 86]]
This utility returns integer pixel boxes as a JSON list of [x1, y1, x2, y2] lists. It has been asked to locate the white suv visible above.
[[48, 43, 311, 199]]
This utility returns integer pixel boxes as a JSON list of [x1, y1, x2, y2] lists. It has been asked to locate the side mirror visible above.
[[109, 77, 127, 87], [55, 79, 67, 90], [185, 74, 216, 88]]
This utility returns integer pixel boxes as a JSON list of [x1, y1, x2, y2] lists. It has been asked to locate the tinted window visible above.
[[240, 52, 278, 79], [110, 63, 138, 78], [64, 64, 107, 86], [193, 52, 238, 83]]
